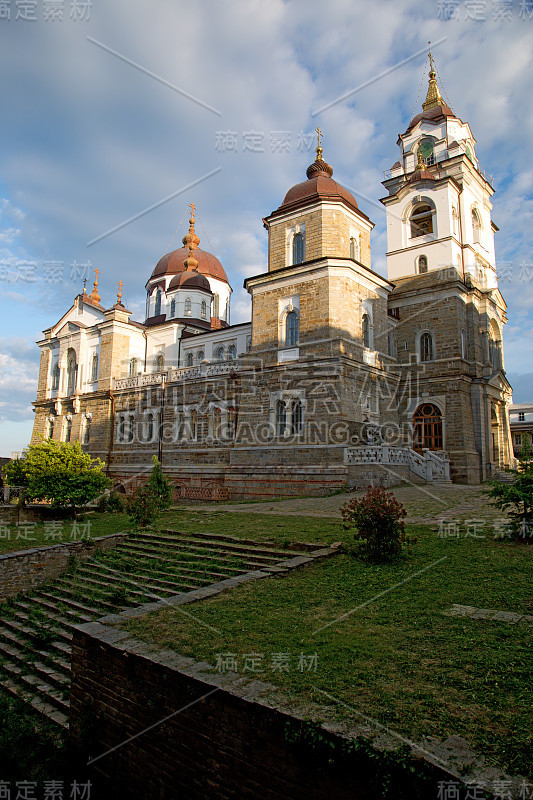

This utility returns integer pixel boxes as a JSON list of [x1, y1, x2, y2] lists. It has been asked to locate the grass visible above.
[[0, 511, 130, 555], [120, 516, 533, 778]]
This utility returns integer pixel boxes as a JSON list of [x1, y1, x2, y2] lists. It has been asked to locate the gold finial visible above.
[[89, 267, 101, 304], [315, 126, 324, 161], [417, 149, 425, 170], [82, 278, 87, 295], [117, 280, 123, 304], [422, 43, 444, 111], [182, 202, 201, 269]]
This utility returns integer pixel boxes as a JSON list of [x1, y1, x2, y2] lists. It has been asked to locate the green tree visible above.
[[4, 438, 110, 516], [147, 456, 173, 511], [126, 485, 160, 527], [487, 440, 533, 541]]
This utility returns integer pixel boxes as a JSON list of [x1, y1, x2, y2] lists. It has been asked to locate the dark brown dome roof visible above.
[[409, 168, 436, 184], [271, 155, 363, 219], [405, 103, 456, 134], [151, 247, 229, 284], [168, 271, 212, 293]]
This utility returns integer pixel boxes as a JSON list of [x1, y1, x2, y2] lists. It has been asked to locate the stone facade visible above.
[[31, 71, 512, 494]]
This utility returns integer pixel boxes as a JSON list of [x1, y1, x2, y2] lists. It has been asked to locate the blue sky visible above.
[[1, 0, 532, 456]]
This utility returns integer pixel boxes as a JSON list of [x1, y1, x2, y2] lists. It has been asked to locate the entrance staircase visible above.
[[0, 530, 310, 728]]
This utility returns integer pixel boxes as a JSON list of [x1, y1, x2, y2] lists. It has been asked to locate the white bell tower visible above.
[[381, 52, 498, 291]]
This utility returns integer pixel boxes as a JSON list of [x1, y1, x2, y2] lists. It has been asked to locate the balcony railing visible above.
[[113, 360, 241, 390]]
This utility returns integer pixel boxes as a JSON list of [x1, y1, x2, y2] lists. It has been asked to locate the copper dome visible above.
[[151, 247, 229, 285], [168, 271, 213, 293], [273, 156, 361, 218]]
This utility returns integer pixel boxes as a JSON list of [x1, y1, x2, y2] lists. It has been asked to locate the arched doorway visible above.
[[413, 403, 443, 452]]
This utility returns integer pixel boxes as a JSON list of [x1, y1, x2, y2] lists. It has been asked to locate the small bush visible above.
[[341, 486, 413, 562], [147, 456, 173, 511], [487, 441, 533, 542], [96, 491, 125, 514], [126, 485, 160, 527]]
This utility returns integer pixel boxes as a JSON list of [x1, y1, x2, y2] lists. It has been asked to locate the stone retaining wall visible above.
[[0, 532, 128, 602], [70, 623, 459, 800]]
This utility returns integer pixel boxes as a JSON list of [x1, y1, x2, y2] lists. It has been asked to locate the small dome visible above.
[[405, 102, 455, 134], [276, 156, 360, 216], [409, 168, 436, 185], [168, 271, 213, 293], [151, 247, 229, 285]]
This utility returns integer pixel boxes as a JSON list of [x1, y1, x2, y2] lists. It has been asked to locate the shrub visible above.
[[147, 456, 173, 511], [126, 485, 160, 527], [96, 491, 125, 514], [487, 441, 533, 541], [341, 486, 412, 562]]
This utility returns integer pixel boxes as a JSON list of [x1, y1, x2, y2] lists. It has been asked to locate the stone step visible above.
[[0, 625, 71, 670], [33, 590, 106, 617], [0, 659, 69, 713], [135, 531, 299, 560], [99, 547, 240, 582], [52, 577, 132, 610], [0, 615, 72, 646], [16, 597, 92, 624], [118, 540, 274, 570], [9, 603, 81, 633], [0, 675, 69, 728], [0, 640, 70, 690], [74, 564, 188, 598], [81, 562, 198, 594]]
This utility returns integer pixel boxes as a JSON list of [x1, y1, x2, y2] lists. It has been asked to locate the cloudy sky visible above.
[[0, 0, 532, 456]]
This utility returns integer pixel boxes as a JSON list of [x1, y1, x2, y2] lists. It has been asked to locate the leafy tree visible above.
[[147, 455, 173, 511], [126, 485, 160, 527], [341, 486, 413, 562], [487, 440, 533, 541], [4, 437, 110, 516]]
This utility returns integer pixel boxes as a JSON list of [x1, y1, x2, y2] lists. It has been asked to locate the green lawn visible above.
[[0, 511, 131, 555], [121, 517, 533, 778]]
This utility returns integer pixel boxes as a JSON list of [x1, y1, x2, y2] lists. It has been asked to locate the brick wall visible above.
[[70, 623, 456, 800], [0, 532, 128, 602]]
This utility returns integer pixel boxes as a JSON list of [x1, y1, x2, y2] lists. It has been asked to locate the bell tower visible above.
[[381, 50, 498, 291]]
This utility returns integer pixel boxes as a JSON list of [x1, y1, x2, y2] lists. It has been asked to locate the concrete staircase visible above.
[[0, 530, 308, 728], [492, 469, 516, 484]]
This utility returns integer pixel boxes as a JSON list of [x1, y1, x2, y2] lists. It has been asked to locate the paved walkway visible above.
[[181, 484, 505, 528]]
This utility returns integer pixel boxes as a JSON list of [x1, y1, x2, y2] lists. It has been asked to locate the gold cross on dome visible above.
[[94, 267, 100, 282], [117, 280, 123, 303], [315, 127, 322, 149], [428, 41, 435, 72], [189, 202, 197, 217]]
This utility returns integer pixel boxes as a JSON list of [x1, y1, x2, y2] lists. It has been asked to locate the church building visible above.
[[31, 61, 513, 499]]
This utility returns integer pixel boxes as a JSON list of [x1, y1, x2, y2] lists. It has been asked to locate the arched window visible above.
[[184, 297, 192, 316], [291, 399, 303, 435], [276, 400, 286, 437], [196, 350, 205, 363], [83, 416, 91, 445], [213, 407, 222, 438], [91, 354, 99, 382], [387, 331, 395, 359], [170, 298, 175, 317], [292, 232, 305, 265], [350, 236, 360, 261], [286, 310, 299, 347], [417, 136, 435, 166], [129, 357, 138, 377], [362, 314, 370, 348], [154, 353, 165, 372], [145, 413, 154, 442], [52, 364, 60, 391], [472, 208, 481, 244], [213, 294, 220, 318], [191, 410, 197, 440], [228, 344, 237, 361], [420, 332, 434, 362], [215, 346, 224, 362], [186, 352, 194, 367], [452, 207, 458, 236], [413, 403, 443, 451], [154, 288, 162, 316], [67, 350, 77, 396], [176, 411, 184, 440], [227, 406, 236, 439], [64, 416, 72, 443], [465, 143, 474, 163], [201, 300, 207, 319], [127, 414, 135, 443], [418, 255, 428, 274], [461, 329, 467, 360], [118, 415, 125, 443], [48, 417, 55, 439], [488, 330, 501, 371], [410, 203, 434, 238]]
